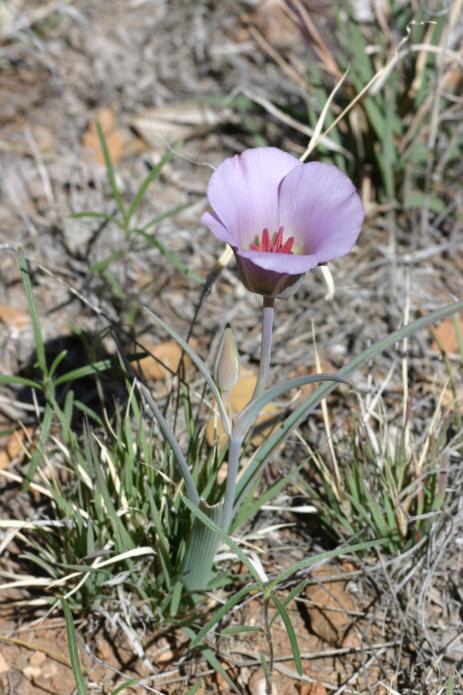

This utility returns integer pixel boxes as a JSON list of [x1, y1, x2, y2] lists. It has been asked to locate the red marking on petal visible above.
[[279, 236, 295, 254], [262, 228, 270, 252], [272, 226, 284, 252], [249, 226, 295, 255]]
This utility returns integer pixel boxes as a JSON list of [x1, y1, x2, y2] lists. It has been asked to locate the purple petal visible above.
[[201, 211, 235, 245], [278, 162, 364, 261], [206, 147, 299, 248], [237, 249, 319, 274]]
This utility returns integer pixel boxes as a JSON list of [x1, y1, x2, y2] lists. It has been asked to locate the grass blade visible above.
[[191, 584, 255, 647], [18, 250, 47, 378], [71, 211, 122, 227], [183, 683, 204, 695], [138, 201, 193, 232], [271, 540, 381, 586], [0, 374, 41, 388], [96, 121, 126, 223], [127, 150, 173, 222], [272, 594, 303, 675], [88, 250, 125, 274], [135, 228, 204, 284], [23, 401, 53, 491], [110, 679, 140, 695], [184, 627, 240, 694], [300, 66, 350, 162], [61, 598, 87, 695]]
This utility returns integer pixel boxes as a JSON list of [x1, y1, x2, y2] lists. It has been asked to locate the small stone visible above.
[[23, 665, 42, 679], [299, 684, 327, 695], [29, 651, 46, 667], [0, 653, 9, 673], [248, 669, 278, 694], [42, 661, 58, 679]]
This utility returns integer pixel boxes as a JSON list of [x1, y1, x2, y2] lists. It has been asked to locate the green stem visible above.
[[222, 434, 243, 533], [263, 596, 274, 694], [252, 297, 275, 401], [222, 297, 276, 532]]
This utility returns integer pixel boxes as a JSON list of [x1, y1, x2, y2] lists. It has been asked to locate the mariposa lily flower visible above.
[[201, 147, 364, 298]]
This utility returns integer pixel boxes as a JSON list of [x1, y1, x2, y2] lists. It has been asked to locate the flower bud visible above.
[[214, 325, 240, 393]]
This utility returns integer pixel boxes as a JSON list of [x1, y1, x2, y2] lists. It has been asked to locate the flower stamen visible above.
[[250, 226, 295, 254]]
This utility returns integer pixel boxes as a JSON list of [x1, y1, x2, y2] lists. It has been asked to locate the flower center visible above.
[[249, 226, 295, 254]]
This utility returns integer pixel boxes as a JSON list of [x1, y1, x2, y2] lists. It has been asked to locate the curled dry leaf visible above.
[[0, 303, 30, 331], [82, 105, 126, 166], [131, 99, 237, 151], [432, 313, 463, 354], [0, 427, 35, 469], [137, 339, 198, 381]]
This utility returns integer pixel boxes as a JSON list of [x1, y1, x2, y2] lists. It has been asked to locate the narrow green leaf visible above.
[[184, 627, 240, 694], [23, 402, 53, 491], [259, 651, 273, 687], [169, 580, 183, 616], [0, 374, 41, 388], [88, 249, 125, 273], [201, 649, 239, 694], [269, 579, 308, 628], [271, 539, 382, 586], [137, 381, 200, 506], [96, 121, 126, 223], [446, 672, 455, 695], [54, 359, 114, 386], [101, 269, 125, 298], [138, 201, 193, 232], [183, 682, 204, 695], [55, 352, 145, 387], [404, 192, 446, 213], [110, 679, 140, 695], [272, 594, 303, 675], [86, 428, 135, 552], [127, 150, 173, 222], [191, 584, 255, 647], [221, 625, 262, 636], [70, 211, 122, 227], [61, 598, 87, 695], [18, 250, 47, 377], [48, 350, 71, 381], [231, 470, 293, 532], [134, 228, 203, 284]]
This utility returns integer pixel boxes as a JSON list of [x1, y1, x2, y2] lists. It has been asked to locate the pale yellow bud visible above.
[[214, 325, 240, 393]]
